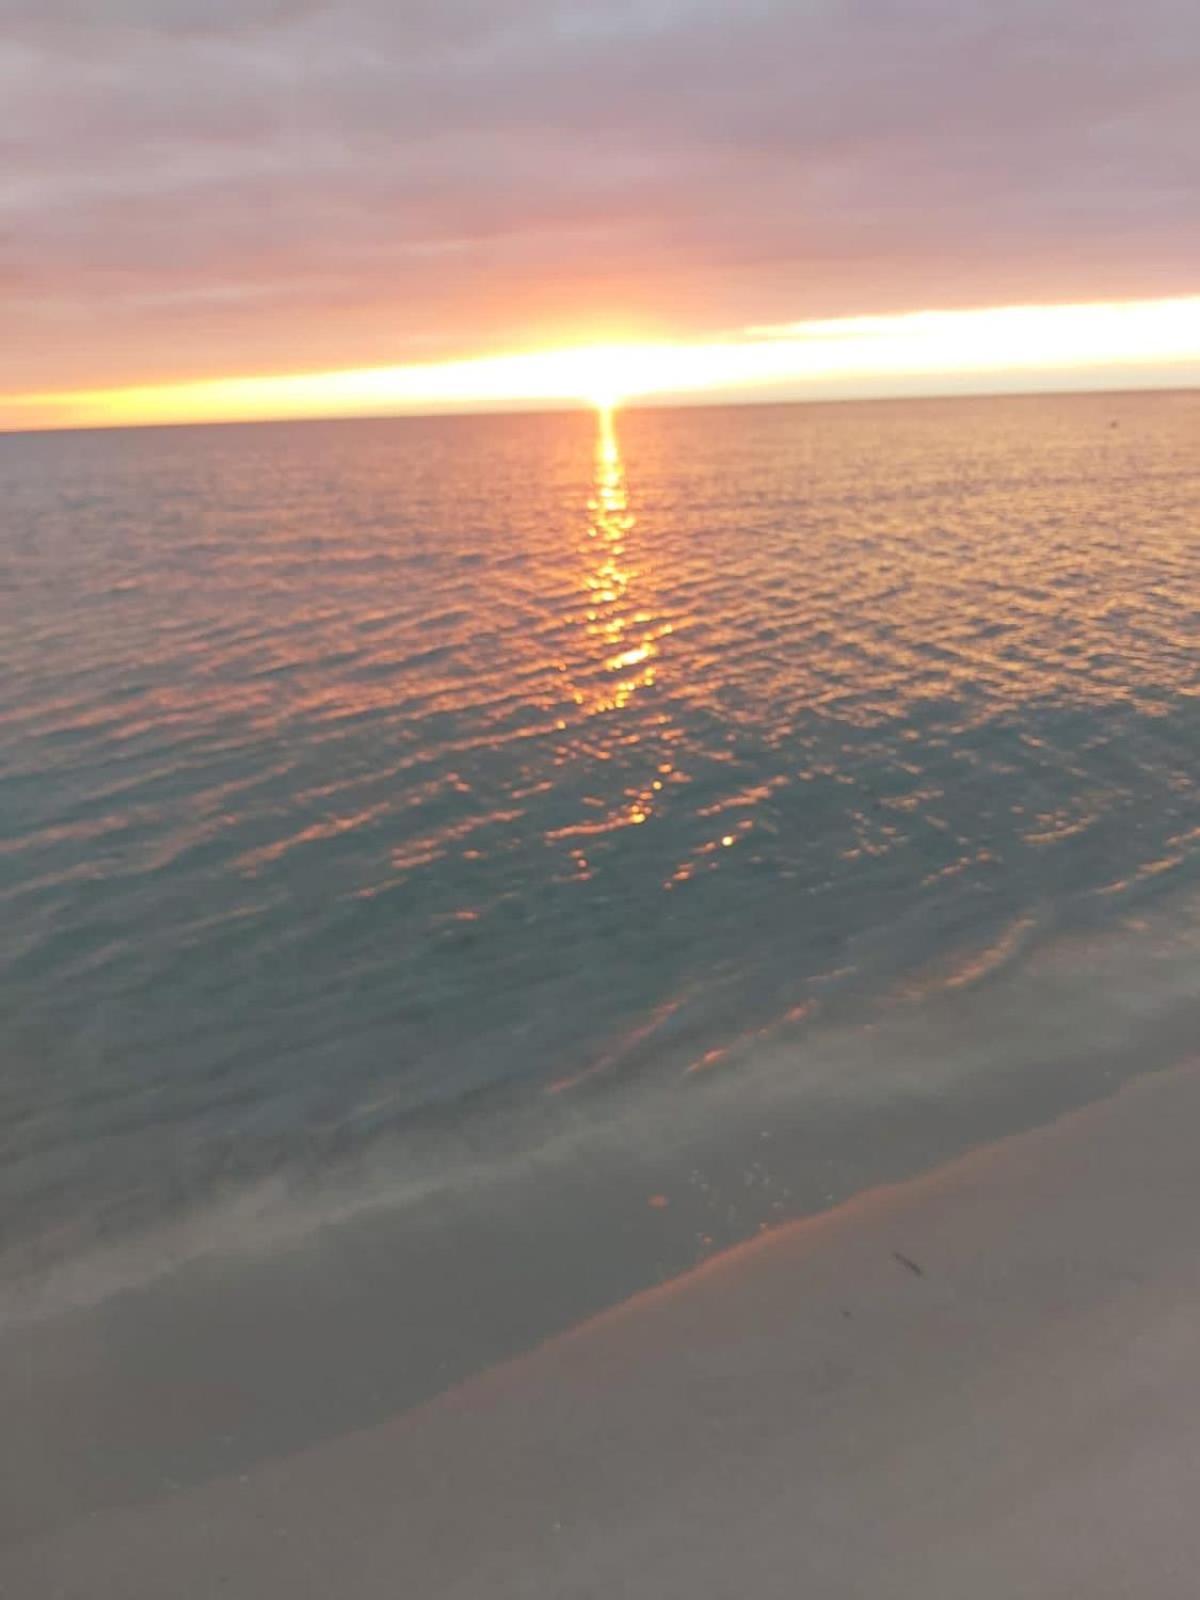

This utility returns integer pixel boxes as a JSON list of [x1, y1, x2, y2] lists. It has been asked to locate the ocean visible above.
[[2, 390, 1199, 1339]]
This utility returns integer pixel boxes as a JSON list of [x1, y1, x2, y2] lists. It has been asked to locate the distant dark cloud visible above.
[[2, 0, 1197, 390]]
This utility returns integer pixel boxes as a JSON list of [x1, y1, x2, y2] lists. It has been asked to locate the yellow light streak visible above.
[[5, 295, 1199, 430]]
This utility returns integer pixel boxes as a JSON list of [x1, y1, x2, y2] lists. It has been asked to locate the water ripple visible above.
[[1, 392, 1198, 1271]]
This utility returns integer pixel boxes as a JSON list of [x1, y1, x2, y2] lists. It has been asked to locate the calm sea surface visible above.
[[2, 391, 1199, 1293]]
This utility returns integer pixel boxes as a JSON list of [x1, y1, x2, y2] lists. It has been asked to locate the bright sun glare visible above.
[[6, 295, 1200, 431], [571, 349, 629, 411]]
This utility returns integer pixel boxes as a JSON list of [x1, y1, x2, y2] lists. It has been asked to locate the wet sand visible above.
[[6, 1059, 1200, 1598]]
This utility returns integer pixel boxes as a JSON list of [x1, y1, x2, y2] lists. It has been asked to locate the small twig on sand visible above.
[[893, 1250, 925, 1277]]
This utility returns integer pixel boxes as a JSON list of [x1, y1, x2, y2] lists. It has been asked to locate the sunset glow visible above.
[[5, 296, 1199, 433]]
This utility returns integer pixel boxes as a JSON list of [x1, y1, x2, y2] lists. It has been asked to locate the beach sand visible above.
[[6, 1060, 1200, 1598]]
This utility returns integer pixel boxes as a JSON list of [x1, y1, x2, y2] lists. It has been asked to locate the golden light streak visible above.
[[5, 295, 1200, 431]]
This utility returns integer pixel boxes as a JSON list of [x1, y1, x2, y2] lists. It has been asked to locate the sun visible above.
[[588, 382, 623, 411], [571, 347, 634, 411]]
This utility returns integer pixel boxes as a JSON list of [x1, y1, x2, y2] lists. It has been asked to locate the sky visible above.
[[2, 0, 1199, 426]]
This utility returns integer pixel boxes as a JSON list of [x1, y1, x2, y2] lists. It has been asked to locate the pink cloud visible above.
[[2, 0, 1197, 392]]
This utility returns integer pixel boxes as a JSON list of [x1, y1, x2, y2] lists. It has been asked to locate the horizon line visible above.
[[6, 294, 1200, 436], [1, 374, 1197, 442]]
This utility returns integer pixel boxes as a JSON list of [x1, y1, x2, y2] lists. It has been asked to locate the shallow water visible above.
[[2, 391, 1199, 1290]]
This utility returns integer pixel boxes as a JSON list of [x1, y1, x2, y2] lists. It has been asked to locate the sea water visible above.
[[2, 391, 1199, 1301]]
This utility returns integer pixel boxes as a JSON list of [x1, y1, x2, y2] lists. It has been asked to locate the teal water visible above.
[[2, 391, 1199, 1295]]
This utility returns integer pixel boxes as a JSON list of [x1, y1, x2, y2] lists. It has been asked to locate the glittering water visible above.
[[2, 391, 1198, 1281]]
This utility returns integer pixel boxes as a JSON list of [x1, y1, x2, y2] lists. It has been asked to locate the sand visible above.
[[5, 1060, 1200, 1598]]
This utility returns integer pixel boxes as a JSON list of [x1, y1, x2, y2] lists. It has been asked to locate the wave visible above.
[[5, 880, 1199, 1332]]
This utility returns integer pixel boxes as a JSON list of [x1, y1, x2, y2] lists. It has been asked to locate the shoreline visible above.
[[8, 882, 1200, 1336], [7, 1056, 1200, 1596]]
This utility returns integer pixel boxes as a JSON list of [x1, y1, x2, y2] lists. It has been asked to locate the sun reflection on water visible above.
[[581, 405, 660, 714], [548, 406, 682, 850]]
